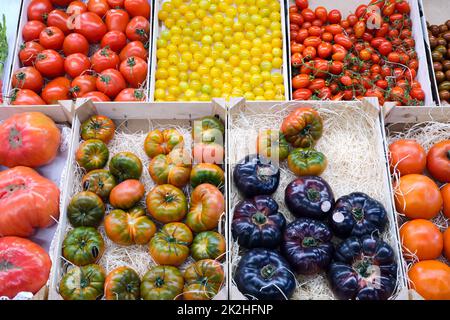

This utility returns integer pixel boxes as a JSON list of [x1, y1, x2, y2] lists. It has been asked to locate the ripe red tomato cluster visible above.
[[11, 0, 150, 105], [290, 0, 425, 105]]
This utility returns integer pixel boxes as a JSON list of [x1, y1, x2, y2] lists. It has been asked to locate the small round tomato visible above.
[[317, 42, 332, 59], [327, 9, 341, 24], [82, 91, 111, 101], [71, 74, 97, 98], [39, 26, 65, 50], [47, 9, 70, 34], [101, 30, 128, 53], [289, 12, 303, 25], [119, 56, 148, 88], [105, 8, 129, 32], [64, 53, 91, 78], [295, 0, 308, 10], [292, 74, 310, 89], [119, 40, 148, 61], [302, 46, 316, 60], [444, 227, 450, 260], [91, 47, 120, 73], [388, 139, 426, 176], [396, 1, 411, 13], [408, 260, 450, 300], [293, 88, 312, 100], [410, 87, 425, 101], [35, 49, 65, 79], [63, 33, 90, 56], [125, 16, 150, 42], [41, 77, 71, 104], [301, 8, 315, 22], [400, 219, 443, 261], [339, 75, 352, 86], [88, 0, 110, 17], [12, 67, 44, 93], [10, 89, 46, 105], [334, 34, 352, 49], [107, 0, 124, 7], [378, 41, 393, 56], [114, 88, 146, 101], [314, 6, 327, 23], [22, 20, 46, 42], [27, 0, 53, 22], [74, 12, 107, 43], [394, 174, 443, 220], [124, 0, 150, 18], [67, 1, 87, 15], [308, 78, 326, 92], [427, 140, 450, 183]]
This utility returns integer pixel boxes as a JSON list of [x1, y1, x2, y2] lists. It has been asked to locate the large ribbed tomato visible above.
[[0, 167, 60, 237], [0, 237, 52, 298], [0, 112, 61, 168], [183, 259, 224, 300]]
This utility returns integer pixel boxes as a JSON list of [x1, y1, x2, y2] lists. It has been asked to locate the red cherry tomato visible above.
[[334, 34, 352, 50], [35, 49, 65, 79], [292, 74, 311, 89], [317, 42, 332, 59], [396, 1, 411, 14], [353, 21, 366, 39], [378, 41, 393, 56], [301, 9, 315, 22], [293, 88, 312, 100], [302, 46, 316, 60], [314, 6, 327, 23], [329, 60, 343, 74], [22, 20, 46, 42], [327, 9, 342, 24], [64, 53, 91, 78], [289, 13, 304, 26], [410, 88, 425, 101], [295, 0, 308, 10], [96, 68, 126, 98], [91, 47, 120, 73], [107, 0, 124, 7], [308, 78, 326, 92]]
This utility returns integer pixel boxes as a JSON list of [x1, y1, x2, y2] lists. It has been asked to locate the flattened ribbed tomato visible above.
[[148, 149, 192, 188], [186, 183, 225, 233], [146, 184, 187, 223], [104, 207, 156, 245], [62, 227, 105, 266], [0, 237, 52, 298], [82, 169, 117, 199], [149, 222, 193, 266], [109, 152, 143, 182], [281, 107, 323, 148], [191, 231, 226, 261], [144, 129, 184, 158], [105, 266, 141, 300], [80, 115, 116, 144], [183, 259, 224, 300], [287, 147, 327, 176], [67, 191, 105, 228], [59, 264, 105, 300], [140, 266, 184, 300], [75, 139, 110, 172], [109, 179, 145, 209]]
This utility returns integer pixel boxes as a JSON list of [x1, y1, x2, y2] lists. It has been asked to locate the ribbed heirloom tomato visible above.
[[388, 139, 427, 175], [400, 219, 443, 261]]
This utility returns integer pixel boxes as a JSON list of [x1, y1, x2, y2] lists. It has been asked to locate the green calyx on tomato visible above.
[[146, 184, 188, 223], [190, 163, 225, 188], [287, 148, 327, 176], [109, 152, 143, 182], [80, 115, 115, 144], [281, 107, 323, 148], [62, 227, 105, 266], [140, 265, 184, 300], [59, 264, 105, 300], [67, 191, 106, 228], [191, 231, 226, 261], [82, 169, 117, 199], [76, 139, 110, 172]]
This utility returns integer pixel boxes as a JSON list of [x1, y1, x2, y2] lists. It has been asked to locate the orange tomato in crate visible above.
[[400, 219, 443, 261], [408, 260, 450, 300], [0, 112, 61, 168], [444, 228, 450, 261], [443, 184, 450, 219], [427, 140, 450, 183], [388, 139, 426, 176], [394, 174, 443, 219], [0, 237, 52, 299], [109, 179, 145, 210]]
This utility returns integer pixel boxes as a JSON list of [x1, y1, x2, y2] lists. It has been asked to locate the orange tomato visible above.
[[109, 179, 145, 210], [394, 174, 443, 219], [427, 140, 450, 183], [400, 219, 443, 260], [443, 184, 450, 219], [388, 139, 426, 176], [444, 228, 450, 260], [408, 260, 450, 300]]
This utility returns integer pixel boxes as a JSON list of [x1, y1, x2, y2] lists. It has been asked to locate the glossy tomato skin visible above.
[[183, 259, 224, 300], [88, 0, 110, 17], [190, 163, 225, 188], [114, 88, 146, 101], [144, 128, 184, 158], [124, 0, 150, 18], [444, 228, 450, 260], [149, 222, 192, 266], [394, 174, 443, 219], [35, 49, 65, 78], [104, 207, 156, 245], [67, 1, 87, 15], [105, 8, 129, 32], [59, 264, 105, 300], [101, 30, 127, 52], [96, 68, 126, 98], [119, 56, 148, 87], [285, 176, 334, 220], [62, 226, 105, 266], [0, 237, 52, 298], [330, 192, 387, 239], [119, 40, 148, 61], [81, 114, 115, 143], [109, 151, 143, 181], [75, 139, 109, 172], [12, 67, 44, 93], [233, 154, 279, 198], [28, 0, 53, 22], [0, 112, 60, 168], [19, 41, 44, 66], [288, 148, 327, 176], [148, 149, 191, 188], [10, 89, 46, 105], [442, 184, 450, 219], [329, 235, 397, 300], [427, 140, 450, 183], [82, 91, 111, 101], [281, 107, 323, 148], [47, 9, 70, 34], [105, 266, 140, 300], [39, 26, 65, 50], [67, 191, 106, 228], [186, 183, 225, 233], [140, 266, 184, 300], [109, 179, 145, 209], [400, 219, 443, 261], [82, 169, 117, 199], [234, 248, 296, 300], [63, 33, 90, 56], [256, 129, 289, 161], [125, 16, 150, 42], [64, 53, 91, 78], [232, 195, 286, 249], [146, 184, 187, 223], [91, 47, 120, 73], [191, 231, 226, 261], [22, 20, 46, 42], [74, 12, 107, 43], [408, 260, 450, 300], [41, 77, 71, 104], [71, 74, 97, 98]]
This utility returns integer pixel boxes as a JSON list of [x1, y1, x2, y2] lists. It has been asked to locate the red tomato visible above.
[[105, 9, 129, 32], [124, 0, 150, 19], [19, 42, 44, 67], [375, 23, 389, 38], [64, 53, 91, 78], [125, 16, 150, 41], [443, 184, 450, 219], [82, 91, 111, 101], [389, 139, 427, 175], [307, 26, 322, 37], [325, 24, 342, 35], [353, 21, 365, 39], [302, 46, 316, 60], [74, 12, 107, 43], [119, 41, 148, 61], [296, 28, 309, 43], [295, 0, 308, 10], [303, 36, 321, 48], [22, 20, 46, 42], [63, 33, 90, 56], [291, 53, 303, 67], [47, 9, 71, 34], [316, 86, 331, 99], [301, 9, 315, 22], [96, 68, 126, 98], [390, 86, 405, 102], [334, 34, 352, 49], [108, 0, 124, 7], [293, 88, 312, 100], [289, 13, 303, 25], [426, 141, 450, 183], [292, 74, 311, 89], [329, 61, 343, 74], [35, 49, 65, 79], [27, 0, 53, 22], [91, 47, 120, 73], [41, 77, 71, 104], [400, 219, 443, 261], [291, 42, 304, 54], [396, 1, 411, 13], [119, 56, 148, 88], [88, 0, 110, 17], [347, 14, 357, 26], [376, 79, 388, 90], [327, 9, 341, 24], [114, 88, 146, 101], [340, 75, 352, 86], [378, 41, 393, 56], [39, 27, 65, 51], [12, 67, 44, 93], [321, 31, 333, 42], [313, 59, 329, 78], [10, 89, 46, 105], [308, 78, 325, 92], [71, 74, 97, 98], [355, 5, 367, 19], [67, 1, 87, 15], [49, 0, 72, 5], [101, 31, 128, 53], [317, 42, 332, 59], [410, 88, 425, 101], [289, 5, 298, 14]]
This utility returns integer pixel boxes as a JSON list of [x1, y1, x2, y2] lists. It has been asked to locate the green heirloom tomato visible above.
[[82, 169, 117, 199], [191, 231, 226, 261], [190, 163, 225, 188], [67, 191, 105, 228], [192, 115, 225, 144], [104, 266, 141, 300], [80, 115, 115, 144], [287, 148, 327, 176], [183, 259, 224, 300], [109, 152, 143, 182], [140, 266, 184, 300], [144, 129, 184, 158], [146, 184, 187, 223], [256, 129, 290, 161], [62, 227, 105, 266], [76, 139, 109, 172], [59, 264, 106, 300], [148, 148, 192, 188]]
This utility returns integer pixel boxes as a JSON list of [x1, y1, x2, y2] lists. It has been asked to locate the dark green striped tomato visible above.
[[104, 266, 141, 300], [146, 184, 187, 223], [140, 265, 184, 300], [191, 231, 226, 261], [190, 163, 225, 188], [82, 169, 117, 199], [109, 152, 143, 182], [281, 107, 323, 148], [80, 115, 115, 143], [67, 191, 105, 228], [183, 259, 224, 300], [287, 148, 327, 176], [62, 226, 105, 266], [148, 148, 191, 188], [59, 264, 105, 300], [76, 139, 109, 172], [144, 128, 184, 158]]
